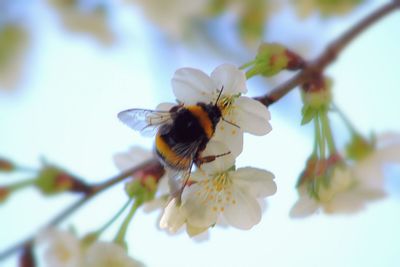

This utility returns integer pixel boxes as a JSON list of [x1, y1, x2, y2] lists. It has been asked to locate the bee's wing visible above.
[[117, 108, 173, 136], [164, 139, 203, 195]]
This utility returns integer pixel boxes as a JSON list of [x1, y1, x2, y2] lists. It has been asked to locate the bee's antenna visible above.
[[215, 86, 224, 106], [222, 118, 240, 129]]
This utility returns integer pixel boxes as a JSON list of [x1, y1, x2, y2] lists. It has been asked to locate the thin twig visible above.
[[0, 158, 160, 261], [255, 1, 400, 106]]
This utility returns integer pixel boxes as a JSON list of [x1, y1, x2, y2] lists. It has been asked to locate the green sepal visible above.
[[34, 165, 71, 195], [124, 177, 156, 203], [345, 133, 375, 161], [81, 232, 99, 249], [248, 43, 289, 78], [301, 106, 317, 125]]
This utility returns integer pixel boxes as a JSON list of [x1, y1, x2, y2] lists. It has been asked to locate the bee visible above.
[[117, 88, 234, 195]]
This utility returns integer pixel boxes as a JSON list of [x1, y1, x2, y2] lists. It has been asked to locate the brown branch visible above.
[[255, 1, 400, 106], [0, 158, 160, 261]]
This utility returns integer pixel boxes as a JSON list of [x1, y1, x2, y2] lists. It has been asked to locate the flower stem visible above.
[[315, 111, 325, 158], [95, 198, 132, 237], [239, 60, 256, 70], [321, 111, 337, 154], [245, 69, 258, 80], [332, 103, 359, 136], [8, 178, 36, 192], [114, 199, 142, 248]]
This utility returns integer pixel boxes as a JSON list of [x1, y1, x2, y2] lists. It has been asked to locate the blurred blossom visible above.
[[84, 242, 144, 267], [129, 0, 210, 39], [38, 229, 82, 267], [38, 229, 144, 267], [291, 133, 400, 217], [48, 0, 115, 45], [293, 0, 365, 18], [0, 24, 29, 90]]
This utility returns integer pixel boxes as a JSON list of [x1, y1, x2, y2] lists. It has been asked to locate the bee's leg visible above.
[[195, 151, 231, 166]]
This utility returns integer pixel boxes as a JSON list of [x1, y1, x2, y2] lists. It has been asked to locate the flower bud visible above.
[[297, 154, 344, 200], [124, 161, 165, 200], [246, 43, 305, 78], [301, 75, 332, 109], [35, 165, 90, 195], [0, 158, 15, 172]]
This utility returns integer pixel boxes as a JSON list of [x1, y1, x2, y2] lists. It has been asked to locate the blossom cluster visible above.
[[290, 75, 400, 217], [117, 63, 277, 237]]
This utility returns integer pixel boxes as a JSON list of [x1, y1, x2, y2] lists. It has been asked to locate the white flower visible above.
[[37, 229, 82, 267], [49, 0, 115, 45], [181, 142, 276, 230], [84, 242, 144, 267], [113, 146, 154, 172], [171, 63, 272, 156], [159, 197, 209, 238], [291, 133, 400, 218]]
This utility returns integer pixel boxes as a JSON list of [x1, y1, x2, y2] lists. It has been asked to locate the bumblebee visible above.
[[118, 89, 231, 191]]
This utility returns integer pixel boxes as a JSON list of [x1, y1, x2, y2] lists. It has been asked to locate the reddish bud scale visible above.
[[0, 159, 14, 172], [298, 154, 344, 186], [302, 72, 326, 93], [285, 50, 305, 70], [135, 161, 165, 186], [0, 187, 10, 202], [55, 173, 91, 194]]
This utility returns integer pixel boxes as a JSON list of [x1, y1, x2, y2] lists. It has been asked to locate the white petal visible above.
[[376, 132, 400, 147], [182, 185, 218, 228], [171, 68, 215, 105], [210, 64, 247, 95], [37, 229, 82, 267], [231, 96, 272, 136], [199, 140, 235, 174], [212, 121, 244, 158], [352, 160, 385, 191], [159, 198, 186, 233], [322, 188, 385, 214], [113, 146, 153, 171], [223, 187, 262, 230], [186, 224, 209, 239], [289, 195, 319, 218], [232, 167, 276, 198], [155, 102, 175, 111]]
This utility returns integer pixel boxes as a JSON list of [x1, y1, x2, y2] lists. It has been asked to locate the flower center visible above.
[[218, 95, 238, 117], [195, 172, 237, 213]]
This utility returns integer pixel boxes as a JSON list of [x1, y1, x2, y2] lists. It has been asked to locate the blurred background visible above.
[[0, 0, 400, 266]]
